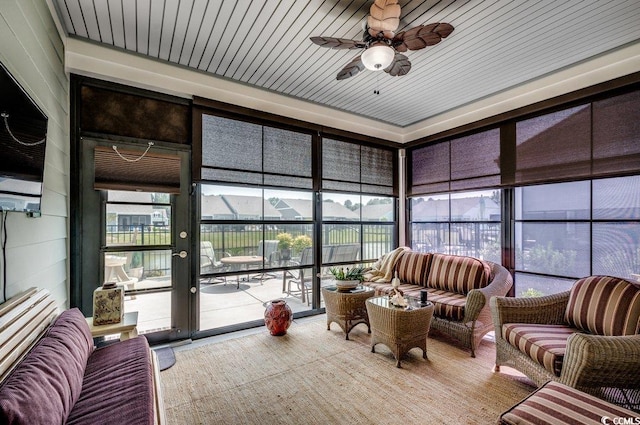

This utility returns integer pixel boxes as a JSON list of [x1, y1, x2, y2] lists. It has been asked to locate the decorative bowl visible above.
[[334, 280, 360, 292]]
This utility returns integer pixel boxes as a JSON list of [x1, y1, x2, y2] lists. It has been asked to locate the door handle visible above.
[[172, 250, 188, 258]]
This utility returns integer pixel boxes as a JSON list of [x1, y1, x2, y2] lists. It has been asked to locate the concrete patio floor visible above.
[[123, 271, 321, 335]]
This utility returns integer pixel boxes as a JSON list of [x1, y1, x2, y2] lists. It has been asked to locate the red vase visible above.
[[264, 299, 292, 336]]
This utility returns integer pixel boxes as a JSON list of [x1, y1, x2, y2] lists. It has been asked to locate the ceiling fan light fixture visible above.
[[361, 43, 395, 71]]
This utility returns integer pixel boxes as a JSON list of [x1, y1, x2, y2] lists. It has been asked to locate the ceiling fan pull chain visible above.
[[374, 73, 380, 95]]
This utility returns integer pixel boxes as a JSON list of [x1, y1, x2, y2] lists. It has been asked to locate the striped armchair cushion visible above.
[[503, 324, 579, 376], [565, 275, 640, 336], [395, 252, 432, 286], [500, 381, 640, 425], [427, 289, 467, 321], [428, 254, 490, 294]]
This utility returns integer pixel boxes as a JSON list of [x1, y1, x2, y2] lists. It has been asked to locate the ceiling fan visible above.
[[310, 0, 454, 80]]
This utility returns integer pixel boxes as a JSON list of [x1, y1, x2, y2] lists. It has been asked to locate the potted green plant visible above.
[[128, 252, 144, 280], [329, 266, 366, 291], [276, 233, 293, 261], [291, 234, 312, 256]]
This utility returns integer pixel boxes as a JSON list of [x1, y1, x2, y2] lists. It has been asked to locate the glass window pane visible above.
[[265, 189, 313, 221], [201, 185, 273, 221], [360, 195, 394, 222], [450, 222, 501, 261], [410, 194, 449, 221], [125, 291, 171, 334], [106, 191, 171, 247], [104, 249, 171, 291], [593, 222, 640, 280], [363, 224, 394, 261], [515, 222, 590, 277], [451, 190, 501, 222], [411, 222, 448, 253], [322, 193, 360, 221], [515, 181, 590, 220], [593, 176, 640, 219], [200, 223, 313, 271], [322, 224, 361, 265], [514, 273, 575, 297]]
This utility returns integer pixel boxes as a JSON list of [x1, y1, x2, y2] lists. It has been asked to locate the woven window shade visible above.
[[200, 114, 312, 188], [592, 90, 640, 176], [322, 138, 394, 195], [94, 146, 181, 193], [409, 141, 450, 196], [515, 104, 591, 184]]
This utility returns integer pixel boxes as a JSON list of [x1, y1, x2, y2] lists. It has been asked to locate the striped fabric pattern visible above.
[[500, 381, 640, 425], [503, 324, 579, 376], [427, 289, 466, 321], [565, 275, 640, 336], [428, 254, 490, 294], [395, 252, 432, 286]]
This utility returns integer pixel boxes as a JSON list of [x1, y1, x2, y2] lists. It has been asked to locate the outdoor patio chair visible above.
[[286, 247, 314, 305], [251, 240, 280, 280], [200, 241, 230, 284]]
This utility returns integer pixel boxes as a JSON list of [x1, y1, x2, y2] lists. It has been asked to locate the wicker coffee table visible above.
[[366, 296, 434, 368], [322, 286, 375, 340]]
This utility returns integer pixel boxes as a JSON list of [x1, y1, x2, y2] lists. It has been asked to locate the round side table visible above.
[[322, 286, 375, 340]]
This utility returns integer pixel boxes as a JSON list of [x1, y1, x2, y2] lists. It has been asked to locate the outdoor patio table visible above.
[[220, 256, 265, 289]]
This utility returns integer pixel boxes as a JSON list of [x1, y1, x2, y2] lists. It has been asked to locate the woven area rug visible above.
[[160, 318, 535, 424]]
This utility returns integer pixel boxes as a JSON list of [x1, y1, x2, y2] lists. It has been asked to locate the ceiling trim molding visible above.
[[64, 38, 403, 143], [64, 38, 640, 145], [402, 41, 640, 142]]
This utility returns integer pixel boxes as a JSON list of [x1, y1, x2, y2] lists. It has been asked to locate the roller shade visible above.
[[200, 114, 312, 189], [94, 146, 181, 193], [322, 138, 395, 195], [409, 128, 500, 196]]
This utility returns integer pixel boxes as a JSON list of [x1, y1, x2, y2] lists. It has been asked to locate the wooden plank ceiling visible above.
[[54, 0, 640, 127]]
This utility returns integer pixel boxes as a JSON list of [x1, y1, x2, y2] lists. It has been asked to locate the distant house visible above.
[[412, 196, 500, 221], [106, 192, 169, 228], [201, 195, 234, 220], [221, 195, 281, 221], [274, 198, 312, 220], [356, 203, 394, 221], [322, 201, 359, 221]]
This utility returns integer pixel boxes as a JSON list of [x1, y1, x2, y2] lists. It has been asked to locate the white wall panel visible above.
[[0, 0, 69, 306]]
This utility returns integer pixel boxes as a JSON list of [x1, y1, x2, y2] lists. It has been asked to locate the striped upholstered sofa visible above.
[[491, 275, 640, 410], [363, 250, 513, 357]]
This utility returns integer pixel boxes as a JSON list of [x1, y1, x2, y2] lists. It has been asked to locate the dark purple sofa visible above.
[[0, 308, 156, 425]]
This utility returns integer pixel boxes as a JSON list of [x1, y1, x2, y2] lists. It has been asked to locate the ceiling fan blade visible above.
[[393, 22, 454, 51], [384, 53, 411, 77], [336, 55, 365, 80], [367, 0, 401, 39], [310, 36, 366, 49]]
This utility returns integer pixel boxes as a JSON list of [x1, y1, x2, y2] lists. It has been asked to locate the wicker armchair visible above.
[[491, 275, 640, 410]]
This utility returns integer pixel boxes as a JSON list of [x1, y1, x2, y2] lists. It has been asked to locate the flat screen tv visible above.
[[0, 61, 48, 214]]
